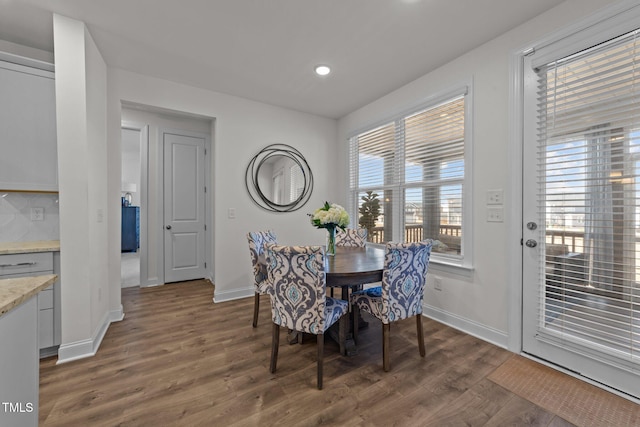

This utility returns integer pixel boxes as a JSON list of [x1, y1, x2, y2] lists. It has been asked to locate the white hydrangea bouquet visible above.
[[309, 201, 349, 256]]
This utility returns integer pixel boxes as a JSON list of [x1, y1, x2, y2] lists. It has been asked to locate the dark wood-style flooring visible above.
[[37, 280, 624, 426]]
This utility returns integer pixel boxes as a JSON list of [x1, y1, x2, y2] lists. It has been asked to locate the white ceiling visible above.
[[0, 0, 566, 119]]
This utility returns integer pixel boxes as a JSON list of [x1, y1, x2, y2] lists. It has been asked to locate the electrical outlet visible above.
[[434, 276, 442, 291], [487, 189, 503, 205], [30, 207, 44, 221], [487, 207, 504, 222]]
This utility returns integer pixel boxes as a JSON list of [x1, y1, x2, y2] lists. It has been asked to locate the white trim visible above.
[[213, 287, 254, 303], [346, 83, 470, 141], [530, 1, 640, 70], [56, 311, 112, 364], [423, 304, 509, 349], [507, 46, 526, 353]]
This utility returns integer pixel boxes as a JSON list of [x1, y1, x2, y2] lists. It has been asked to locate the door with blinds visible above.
[[522, 29, 640, 399]]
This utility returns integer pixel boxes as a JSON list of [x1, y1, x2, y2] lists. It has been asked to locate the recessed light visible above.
[[315, 65, 331, 76]]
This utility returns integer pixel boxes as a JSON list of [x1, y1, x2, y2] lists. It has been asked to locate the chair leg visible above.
[[382, 323, 390, 372], [252, 292, 260, 328], [338, 314, 347, 356], [317, 333, 324, 390], [270, 323, 280, 373], [352, 305, 359, 343], [416, 314, 425, 357]]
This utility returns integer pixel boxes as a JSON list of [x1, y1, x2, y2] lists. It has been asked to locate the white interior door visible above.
[[521, 33, 640, 399], [163, 132, 206, 283]]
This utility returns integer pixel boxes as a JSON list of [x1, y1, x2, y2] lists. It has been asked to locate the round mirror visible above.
[[245, 144, 313, 212]]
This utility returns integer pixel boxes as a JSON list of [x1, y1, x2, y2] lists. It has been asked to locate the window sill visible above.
[[429, 257, 474, 278]]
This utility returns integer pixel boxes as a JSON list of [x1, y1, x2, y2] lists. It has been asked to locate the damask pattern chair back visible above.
[[246, 230, 277, 327], [265, 244, 348, 389], [379, 241, 432, 323], [335, 228, 368, 247], [350, 240, 432, 371]]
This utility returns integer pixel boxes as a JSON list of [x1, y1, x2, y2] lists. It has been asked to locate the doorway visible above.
[[520, 26, 640, 399], [120, 104, 212, 288], [120, 125, 145, 288]]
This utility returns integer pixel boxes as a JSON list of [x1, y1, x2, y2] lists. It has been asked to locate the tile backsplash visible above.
[[0, 192, 60, 242]]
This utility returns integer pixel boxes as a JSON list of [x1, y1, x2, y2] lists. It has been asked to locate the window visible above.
[[348, 87, 470, 265]]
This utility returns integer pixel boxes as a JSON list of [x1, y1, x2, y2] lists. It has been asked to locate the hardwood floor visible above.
[[38, 280, 625, 426]]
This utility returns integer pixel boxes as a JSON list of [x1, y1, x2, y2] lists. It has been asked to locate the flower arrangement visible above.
[[310, 202, 350, 230], [309, 202, 349, 255]]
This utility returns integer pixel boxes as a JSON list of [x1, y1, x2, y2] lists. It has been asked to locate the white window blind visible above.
[[349, 92, 467, 260], [289, 164, 304, 203], [538, 29, 640, 363]]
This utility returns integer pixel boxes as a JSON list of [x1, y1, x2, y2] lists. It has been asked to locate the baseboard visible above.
[[423, 303, 509, 349], [56, 311, 112, 365], [213, 286, 253, 303]]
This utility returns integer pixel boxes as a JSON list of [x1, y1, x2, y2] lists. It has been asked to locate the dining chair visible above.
[[350, 240, 432, 372], [335, 227, 368, 247], [247, 230, 277, 327], [265, 244, 348, 390]]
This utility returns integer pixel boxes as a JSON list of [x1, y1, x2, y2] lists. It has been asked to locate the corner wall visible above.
[[53, 14, 112, 363]]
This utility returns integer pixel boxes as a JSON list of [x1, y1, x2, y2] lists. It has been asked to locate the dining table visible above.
[[325, 245, 385, 356]]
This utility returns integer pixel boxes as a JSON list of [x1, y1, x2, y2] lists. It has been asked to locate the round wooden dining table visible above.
[[259, 245, 385, 293], [325, 245, 385, 356], [325, 246, 385, 294]]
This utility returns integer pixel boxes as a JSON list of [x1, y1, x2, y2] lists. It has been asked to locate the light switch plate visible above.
[[487, 189, 504, 205], [487, 207, 504, 222]]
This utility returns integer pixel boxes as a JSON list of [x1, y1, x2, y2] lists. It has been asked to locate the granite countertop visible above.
[[0, 274, 57, 318], [0, 240, 60, 255]]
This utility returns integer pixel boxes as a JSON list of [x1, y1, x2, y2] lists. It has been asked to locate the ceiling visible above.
[[0, 0, 566, 119]]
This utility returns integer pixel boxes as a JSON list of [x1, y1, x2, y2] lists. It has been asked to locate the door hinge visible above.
[[204, 262, 207, 268], [204, 186, 207, 193], [204, 224, 207, 231], [204, 148, 207, 155], [520, 238, 523, 246]]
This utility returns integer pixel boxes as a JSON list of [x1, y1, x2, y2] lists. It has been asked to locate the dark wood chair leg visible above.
[[338, 314, 347, 356], [382, 323, 390, 372], [416, 314, 425, 357], [270, 323, 280, 373], [352, 305, 359, 343], [252, 292, 260, 328], [317, 333, 324, 390]]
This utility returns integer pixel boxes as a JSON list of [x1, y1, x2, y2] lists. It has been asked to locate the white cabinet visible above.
[[0, 60, 57, 192], [0, 295, 39, 426], [0, 252, 60, 356]]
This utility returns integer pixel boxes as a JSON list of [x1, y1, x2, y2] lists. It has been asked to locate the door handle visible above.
[[166, 225, 172, 230], [525, 239, 537, 248]]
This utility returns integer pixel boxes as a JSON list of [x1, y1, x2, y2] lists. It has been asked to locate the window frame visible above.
[[347, 83, 474, 270]]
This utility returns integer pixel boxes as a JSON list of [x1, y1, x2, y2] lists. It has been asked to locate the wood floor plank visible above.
[[38, 280, 635, 426]]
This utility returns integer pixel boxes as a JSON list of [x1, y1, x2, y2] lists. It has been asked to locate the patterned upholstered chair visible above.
[[335, 228, 368, 247], [265, 244, 348, 389], [350, 240, 432, 371], [247, 230, 277, 327]]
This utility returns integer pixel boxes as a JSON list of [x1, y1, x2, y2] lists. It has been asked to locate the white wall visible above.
[[109, 70, 339, 302], [53, 14, 113, 363], [337, 0, 618, 348]]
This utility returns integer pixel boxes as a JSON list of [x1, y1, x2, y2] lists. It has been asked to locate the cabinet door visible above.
[[0, 61, 58, 191]]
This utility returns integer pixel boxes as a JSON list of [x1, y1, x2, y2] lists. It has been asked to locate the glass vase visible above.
[[326, 227, 336, 256]]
